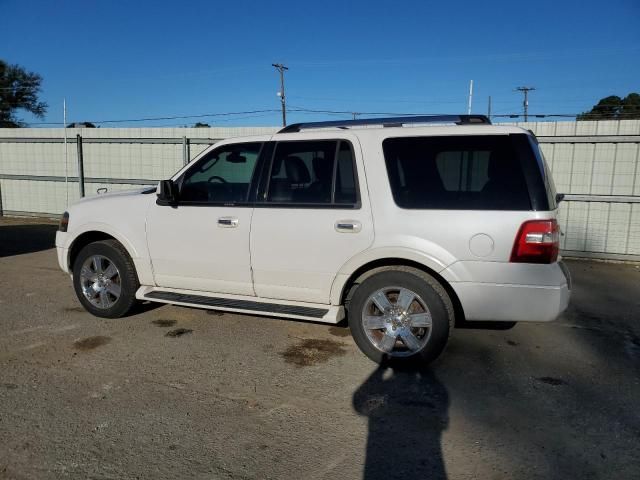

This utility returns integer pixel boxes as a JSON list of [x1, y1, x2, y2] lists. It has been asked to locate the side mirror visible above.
[[157, 179, 178, 205], [555, 193, 565, 204]]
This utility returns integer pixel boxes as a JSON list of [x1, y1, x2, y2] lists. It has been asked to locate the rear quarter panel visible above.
[[330, 128, 567, 320]]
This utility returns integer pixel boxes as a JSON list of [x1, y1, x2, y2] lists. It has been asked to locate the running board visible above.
[[138, 287, 342, 323]]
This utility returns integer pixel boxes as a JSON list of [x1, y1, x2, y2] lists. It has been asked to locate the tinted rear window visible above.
[[383, 135, 532, 210]]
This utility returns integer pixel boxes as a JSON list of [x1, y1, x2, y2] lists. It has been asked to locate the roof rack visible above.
[[278, 114, 491, 133]]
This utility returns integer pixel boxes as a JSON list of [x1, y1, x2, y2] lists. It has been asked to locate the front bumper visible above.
[[55, 231, 70, 274]]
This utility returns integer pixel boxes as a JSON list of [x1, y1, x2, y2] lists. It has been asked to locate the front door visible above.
[[250, 136, 374, 303], [146, 141, 264, 295]]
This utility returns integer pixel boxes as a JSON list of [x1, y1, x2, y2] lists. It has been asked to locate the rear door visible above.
[[249, 136, 374, 303]]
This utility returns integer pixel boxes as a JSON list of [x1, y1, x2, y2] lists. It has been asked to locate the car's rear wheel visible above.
[[347, 268, 454, 365], [72, 240, 139, 318]]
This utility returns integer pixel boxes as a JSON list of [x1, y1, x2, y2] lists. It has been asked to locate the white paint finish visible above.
[[51, 123, 575, 327], [250, 207, 374, 303], [468, 233, 494, 257], [351, 127, 552, 266], [451, 282, 570, 322], [442, 260, 568, 286], [250, 132, 374, 304], [55, 188, 156, 285], [145, 203, 255, 295], [55, 241, 69, 273], [329, 245, 456, 305]]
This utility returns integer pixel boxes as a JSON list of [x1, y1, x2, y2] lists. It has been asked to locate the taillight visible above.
[[510, 219, 559, 264]]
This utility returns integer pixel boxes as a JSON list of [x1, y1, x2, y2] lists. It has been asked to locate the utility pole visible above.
[[487, 95, 492, 119], [272, 63, 288, 126], [63, 98, 69, 206], [467, 80, 474, 114], [515, 86, 535, 122]]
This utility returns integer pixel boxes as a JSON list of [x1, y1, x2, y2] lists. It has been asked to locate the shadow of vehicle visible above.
[[353, 365, 449, 480], [455, 318, 517, 330], [0, 223, 58, 257]]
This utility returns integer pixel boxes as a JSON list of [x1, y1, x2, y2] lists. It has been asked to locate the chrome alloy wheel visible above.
[[79, 255, 121, 309], [361, 286, 433, 357]]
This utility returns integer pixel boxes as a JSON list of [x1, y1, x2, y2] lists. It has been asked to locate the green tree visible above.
[[0, 60, 47, 127], [621, 92, 640, 119], [577, 93, 640, 120]]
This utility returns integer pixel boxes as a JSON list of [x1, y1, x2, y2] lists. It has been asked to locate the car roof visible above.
[[271, 123, 530, 138]]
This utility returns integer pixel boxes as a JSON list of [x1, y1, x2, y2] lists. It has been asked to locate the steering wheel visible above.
[[207, 175, 227, 183]]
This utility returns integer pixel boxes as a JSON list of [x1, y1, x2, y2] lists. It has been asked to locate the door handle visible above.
[[217, 217, 239, 228], [335, 220, 362, 233]]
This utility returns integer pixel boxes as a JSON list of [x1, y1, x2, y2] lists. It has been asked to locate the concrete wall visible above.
[[1, 121, 639, 260]]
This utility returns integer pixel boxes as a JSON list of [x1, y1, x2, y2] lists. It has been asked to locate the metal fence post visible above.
[[182, 136, 190, 165], [76, 134, 85, 197], [0, 179, 3, 217]]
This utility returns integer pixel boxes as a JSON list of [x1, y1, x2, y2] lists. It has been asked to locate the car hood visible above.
[[73, 186, 156, 206]]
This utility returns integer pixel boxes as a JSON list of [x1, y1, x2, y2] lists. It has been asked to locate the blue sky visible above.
[[2, 0, 639, 127]]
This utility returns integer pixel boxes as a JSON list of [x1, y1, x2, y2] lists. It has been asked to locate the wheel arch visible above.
[[336, 258, 466, 323], [68, 230, 134, 271]]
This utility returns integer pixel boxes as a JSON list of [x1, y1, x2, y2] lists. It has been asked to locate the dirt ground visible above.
[[0, 217, 639, 479]]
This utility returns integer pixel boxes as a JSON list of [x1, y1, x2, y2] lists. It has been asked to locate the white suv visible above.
[[56, 115, 571, 365]]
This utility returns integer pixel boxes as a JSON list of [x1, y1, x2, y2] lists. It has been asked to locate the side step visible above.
[[139, 288, 342, 323]]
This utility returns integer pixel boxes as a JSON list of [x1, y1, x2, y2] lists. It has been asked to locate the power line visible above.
[[288, 105, 442, 116], [23, 109, 281, 126], [288, 94, 470, 105], [17, 104, 640, 127]]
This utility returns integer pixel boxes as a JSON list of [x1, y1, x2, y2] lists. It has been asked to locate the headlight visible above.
[[58, 212, 69, 232]]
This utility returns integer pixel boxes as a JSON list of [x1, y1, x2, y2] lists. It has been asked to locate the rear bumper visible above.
[[446, 260, 571, 322], [450, 281, 570, 322]]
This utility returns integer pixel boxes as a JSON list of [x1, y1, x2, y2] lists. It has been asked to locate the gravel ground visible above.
[[0, 217, 639, 480]]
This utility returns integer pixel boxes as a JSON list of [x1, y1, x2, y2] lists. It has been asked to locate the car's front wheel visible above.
[[72, 240, 139, 318], [347, 268, 454, 365]]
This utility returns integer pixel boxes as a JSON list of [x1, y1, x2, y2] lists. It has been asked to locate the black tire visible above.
[[72, 240, 140, 318], [347, 267, 454, 366]]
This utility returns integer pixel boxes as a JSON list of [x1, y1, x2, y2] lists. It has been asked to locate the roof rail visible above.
[[278, 114, 491, 133]]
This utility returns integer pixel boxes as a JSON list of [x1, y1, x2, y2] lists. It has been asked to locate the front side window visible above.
[[383, 135, 531, 210], [265, 140, 359, 206], [180, 142, 262, 204]]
